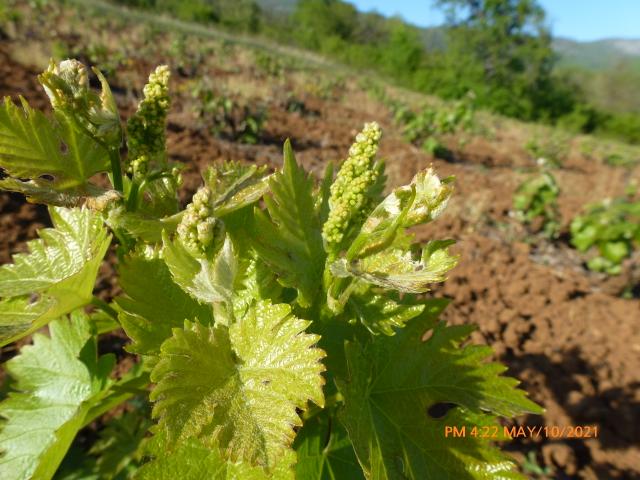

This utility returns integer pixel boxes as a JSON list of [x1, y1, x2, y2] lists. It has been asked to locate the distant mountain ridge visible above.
[[254, 0, 640, 71]]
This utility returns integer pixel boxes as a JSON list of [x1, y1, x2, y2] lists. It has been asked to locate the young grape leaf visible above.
[[233, 255, 283, 316], [135, 179, 181, 219], [136, 436, 296, 480], [346, 287, 426, 336], [294, 408, 363, 480], [250, 140, 325, 308], [0, 177, 113, 207], [0, 207, 110, 346], [0, 98, 110, 191], [203, 161, 271, 217], [345, 168, 454, 261], [331, 239, 458, 294], [162, 233, 238, 307], [336, 311, 542, 479], [116, 255, 214, 359], [0, 313, 115, 480], [150, 301, 325, 469], [106, 207, 181, 243]]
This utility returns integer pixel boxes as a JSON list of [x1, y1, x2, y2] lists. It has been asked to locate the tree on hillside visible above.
[[433, 0, 575, 120], [292, 0, 358, 51]]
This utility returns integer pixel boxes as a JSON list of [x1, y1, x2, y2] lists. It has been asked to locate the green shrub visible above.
[[191, 79, 266, 144], [523, 133, 568, 168], [597, 112, 640, 144], [513, 171, 561, 238], [571, 196, 640, 274], [395, 94, 476, 156]]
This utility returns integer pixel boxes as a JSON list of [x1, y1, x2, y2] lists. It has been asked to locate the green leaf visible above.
[[336, 310, 541, 480], [83, 362, 151, 426], [0, 207, 110, 346], [0, 97, 109, 190], [0, 313, 114, 480], [600, 240, 629, 263], [162, 233, 238, 307], [116, 255, 213, 358], [331, 239, 458, 294], [346, 168, 454, 260], [0, 177, 112, 207], [56, 408, 150, 480], [250, 140, 325, 308], [203, 161, 271, 217], [136, 436, 296, 480], [150, 301, 325, 469], [294, 409, 363, 480], [106, 207, 181, 243], [232, 255, 283, 315], [136, 178, 181, 219], [87, 409, 150, 478], [346, 288, 425, 336], [570, 221, 597, 251]]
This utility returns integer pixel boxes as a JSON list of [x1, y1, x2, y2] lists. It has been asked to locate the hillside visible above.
[[255, 0, 298, 14], [554, 37, 640, 71], [256, 0, 640, 71]]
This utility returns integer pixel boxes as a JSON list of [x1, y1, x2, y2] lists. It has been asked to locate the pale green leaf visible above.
[[331, 239, 458, 294], [336, 307, 542, 480], [232, 255, 283, 315], [0, 178, 111, 207], [0, 97, 109, 190], [135, 178, 181, 218], [0, 313, 115, 480], [346, 287, 425, 336], [204, 161, 271, 217], [116, 255, 213, 358], [162, 233, 238, 306], [106, 207, 181, 243], [0, 207, 110, 346], [346, 168, 454, 260], [250, 140, 325, 308], [0, 297, 54, 343], [136, 436, 295, 480], [402, 168, 454, 227], [150, 301, 326, 469]]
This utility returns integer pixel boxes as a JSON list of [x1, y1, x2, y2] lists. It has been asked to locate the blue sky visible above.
[[347, 0, 640, 42]]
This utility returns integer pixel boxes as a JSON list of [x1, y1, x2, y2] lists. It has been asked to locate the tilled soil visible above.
[[1, 34, 639, 480]]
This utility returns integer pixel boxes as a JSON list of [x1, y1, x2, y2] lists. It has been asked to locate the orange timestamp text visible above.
[[444, 424, 599, 439]]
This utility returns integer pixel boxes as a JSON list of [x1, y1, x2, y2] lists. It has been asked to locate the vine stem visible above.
[[90, 296, 119, 321], [109, 147, 123, 192], [126, 179, 140, 211]]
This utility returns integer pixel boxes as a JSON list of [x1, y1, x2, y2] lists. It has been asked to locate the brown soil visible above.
[[1, 11, 640, 478]]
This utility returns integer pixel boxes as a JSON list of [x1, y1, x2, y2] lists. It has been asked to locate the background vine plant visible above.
[[0, 60, 541, 479]]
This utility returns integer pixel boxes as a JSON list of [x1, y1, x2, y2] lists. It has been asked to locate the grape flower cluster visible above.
[[126, 65, 170, 177], [177, 186, 224, 256], [322, 122, 382, 250]]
